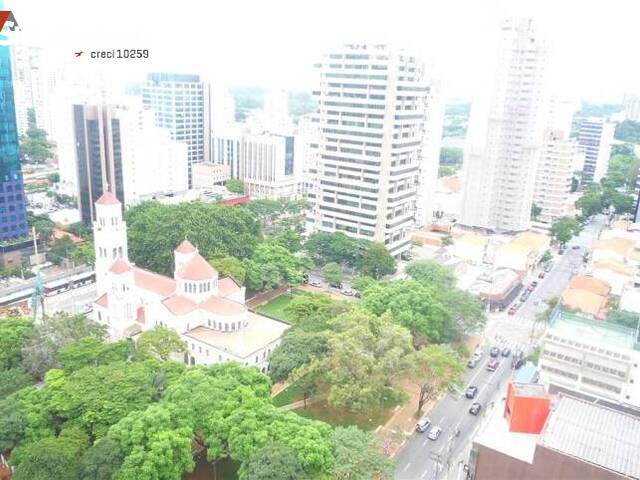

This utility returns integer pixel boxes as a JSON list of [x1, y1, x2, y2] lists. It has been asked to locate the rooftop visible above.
[[592, 260, 636, 277], [183, 312, 290, 358], [593, 237, 635, 256], [512, 383, 547, 398], [134, 267, 176, 297], [95, 191, 120, 205], [549, 309, 637, 350], [539, 395, 640, 479], [175, 239, 197, 254], [176, 254, 217, 281], [560, 288, 607, 318], [109, 257, 132, 275], [568, 275, 610, 296], [218, 277, 242, 297], [162, 295, 198, 316]]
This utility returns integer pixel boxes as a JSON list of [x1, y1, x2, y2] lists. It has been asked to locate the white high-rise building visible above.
[[308, 44, 435, 256], [623, 94, 640, 122], [460, 18, 548, 232], [212, 126, 298, 200], [142, 73, 211, 186], [10, 44, 50, 136], [577, 117, 615, 183], [295, 113, 321, 195]]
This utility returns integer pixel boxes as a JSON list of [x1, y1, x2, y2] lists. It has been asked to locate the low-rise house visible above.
[[560, 275, 610, 319], [453, 233, 488, 265], [494, 232, 550, 272], [591, 260, 636, 296]]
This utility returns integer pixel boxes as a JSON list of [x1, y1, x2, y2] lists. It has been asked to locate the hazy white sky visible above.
[[11, 0, 640, 102]]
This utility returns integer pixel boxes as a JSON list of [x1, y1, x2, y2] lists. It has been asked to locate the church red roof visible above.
[[109, 257, 132, 275], [176, 254, 217, 281], [175, 239, 197, 254], [162, 295, 198, 315], [96, 191, 120, 205], [218, 277, 241, 297], [95, 292, 108, 308], [200, 296, 246, 316], [134, 268, 176, 297]]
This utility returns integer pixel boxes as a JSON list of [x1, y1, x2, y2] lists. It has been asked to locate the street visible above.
[[394, 215, 606, 480]]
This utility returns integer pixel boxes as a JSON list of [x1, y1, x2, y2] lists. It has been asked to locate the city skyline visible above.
[[11, 0, 640, 103]]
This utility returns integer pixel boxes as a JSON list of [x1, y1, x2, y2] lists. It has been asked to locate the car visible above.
[[467, 357, 480, 368], [558, 248, 565, 255], [508, 306, 518, 315], [415, 416, 432, 433], [469, 402, 482, 415], [487, 359, 500, 371], [329, 282, 343, 289], [538, 272, 545, 279], [309, 280, 322, 287], [427, 426, 443, 440], [544, 263, 553, 272], [520, 291, 529, 301], [531, 281, 538, 288], [514, 358, 525, 369], [341, 289, 355, 296], [501, 347, 511, 357], [572, 245, 580, 250], [489, 347, 500, 357], [465, 386, 478, 399]]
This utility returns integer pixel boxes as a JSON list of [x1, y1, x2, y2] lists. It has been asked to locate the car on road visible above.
[[329, 282, 343, 289], [544, 263, 553, 272], [538, 272, 545, 279], [465, 386, 479, 399], [508, 305, 518, 315], [520, 291, 529, 301], [572, 245, 580, 250], [489, 347, 500, 357], [309, 280, 322, 287], [501, 347, 511, 357], [415, 416, 432, 433], [558, 248, 565, 255], [514, 358, 525, 369], [467, 356, 481, 368], [469, 402, 482, 415], [341, 289, 355, 296], [487, 359, 500, 371], [531, 281, 538, 288], [427, 426, 443, 440]]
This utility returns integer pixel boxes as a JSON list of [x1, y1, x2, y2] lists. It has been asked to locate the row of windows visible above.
[[582, 376, 622, 394], [540, 363, 579, 380]]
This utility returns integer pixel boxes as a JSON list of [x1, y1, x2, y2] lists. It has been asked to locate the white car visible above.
[[341, 289, 355, 296], [427, 426, 443, 440]]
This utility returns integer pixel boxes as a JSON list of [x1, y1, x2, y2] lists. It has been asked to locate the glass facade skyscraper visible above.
[[0, 12, 28, 241]]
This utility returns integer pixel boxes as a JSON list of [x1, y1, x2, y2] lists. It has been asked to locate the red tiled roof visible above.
[[162, 295, 198, 315], [95, 292, 108, 308], [134, 268, 176, 297], [218, 276, 241, 297], [176, 254, 217, 281], [136, 306, 145, 324], [109, 257, 132, 275], [175, 239, 197, 254], [96, 191, 120, 205], [200, 295, 246, 316]]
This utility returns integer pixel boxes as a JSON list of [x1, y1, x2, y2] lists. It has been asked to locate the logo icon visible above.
[[0, 10, 20, 46], [74, 51, 83, 57]]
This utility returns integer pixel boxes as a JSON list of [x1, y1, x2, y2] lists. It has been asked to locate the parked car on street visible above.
[[501, 347, 511, 357], [427, 426, 443, 440], [341, 289, 355, 296], [416, 416, 432, 433], [469, 402, 482, 415], [544, 263, 553, 272], [467, 357, 481, 369], [538, 272, 545, 279], [465, 386, 478, 399], [329, 282, 343, 289], [508, 305, 518, 315], [310, 279, 322, 287], [487, 359, 500, 371], [489, 347, 500, 357]]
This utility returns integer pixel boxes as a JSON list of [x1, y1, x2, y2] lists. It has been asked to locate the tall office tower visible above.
[[309, 44, 433, 256], [142, 73, 211, 186], [577, 117, 615, 183], [0, 25, 28, 241], [74, 104, 188, 224], [460, 19, 548, 232], [10, 44, 50, 136], [212, 127, 298, 199], [295, 113, 321, 196]]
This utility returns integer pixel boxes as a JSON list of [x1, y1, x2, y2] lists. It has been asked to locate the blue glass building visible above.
[[0, 4, 28, 241]]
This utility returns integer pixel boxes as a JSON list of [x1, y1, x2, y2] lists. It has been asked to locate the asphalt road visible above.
[[394, 215, 607, 480]]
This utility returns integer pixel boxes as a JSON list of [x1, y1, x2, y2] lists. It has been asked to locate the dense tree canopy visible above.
[[225, 178, 245, 194], [136, 326, 186, 361], [360, 243, 396, 279], [269, 330, 329, 382], [321, 262, 343, 284], [615, 120, 640, 143], [0, 318, 33, 370], [405, 260, 455, 287], [606, 154, 640, 191], [238, 443, 306, 480], [126, 201, 262, 276], [331, 426, 393, 480], [243, 242, 311, 292], [550, 217, 581, 246], [210, 255, 246, 285], [304, 232, 369, 268]]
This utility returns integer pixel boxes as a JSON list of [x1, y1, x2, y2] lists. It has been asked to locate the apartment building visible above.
[[10, 43, 50, 136], [577, 117, 615, 183], [191, 162, 230, 189], [460, 18, 548, 232], [211, 128, 298, 199], [142, 73, 211, 186], [539, 309, 640, 408], [308, 43, 436, 256]]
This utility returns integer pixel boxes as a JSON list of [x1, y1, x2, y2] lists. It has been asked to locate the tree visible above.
[[442, 235, 453, 246], [359, 243, 396, 279], [46, 172, 60, 184], [136, 326, 186, 361], [576, 191, 603, 217], [0, 396, 26, 453], [321, 262, 343, 284], [270, 228, 303, 252], [550, 217, 581, 246], [0, 367, 32, 400], [269, 330, 328, 382], [350, 275, 376, 293], [19, 109, 54, 164], [45, 362, 157, 439], [49, 235, 75, 264], [405, 260, 455, 287], [68, 241, 95, 265], [225, 178, 245, 194], [243, 243, 310, 291], [603, 189, 635, 214], [531, 203, 542, 221], [12, 432, 85, 480], [21, 313, 107, 378], [304, 232, 369, 268], [540, 250, 553, 264], [79, 437, 125, 480], [0, 317, 33, 370], [605, 154, 640, 191], [293, 309, 414, 413], [438, 165, 459, 177], [238, 443, 307, 480], [210, 255, 246, 285], [126, 201, 261, 276], [56, 338, 130, 372], [331, 426, 393, 480], [615, 120, 640, 143], [409, 345, 465, 415], [283, 293, 351, 330]]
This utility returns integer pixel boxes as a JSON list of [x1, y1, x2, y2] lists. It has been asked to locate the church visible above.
[[91, 191, 289, 372]]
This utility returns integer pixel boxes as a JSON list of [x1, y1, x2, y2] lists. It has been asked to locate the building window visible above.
[[255, 355, 259, 363], [199, 346, 202, 353], [191, 343, 195, 350]]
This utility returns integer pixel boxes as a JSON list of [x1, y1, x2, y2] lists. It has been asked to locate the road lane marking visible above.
[[403, 462, 412, 472]]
